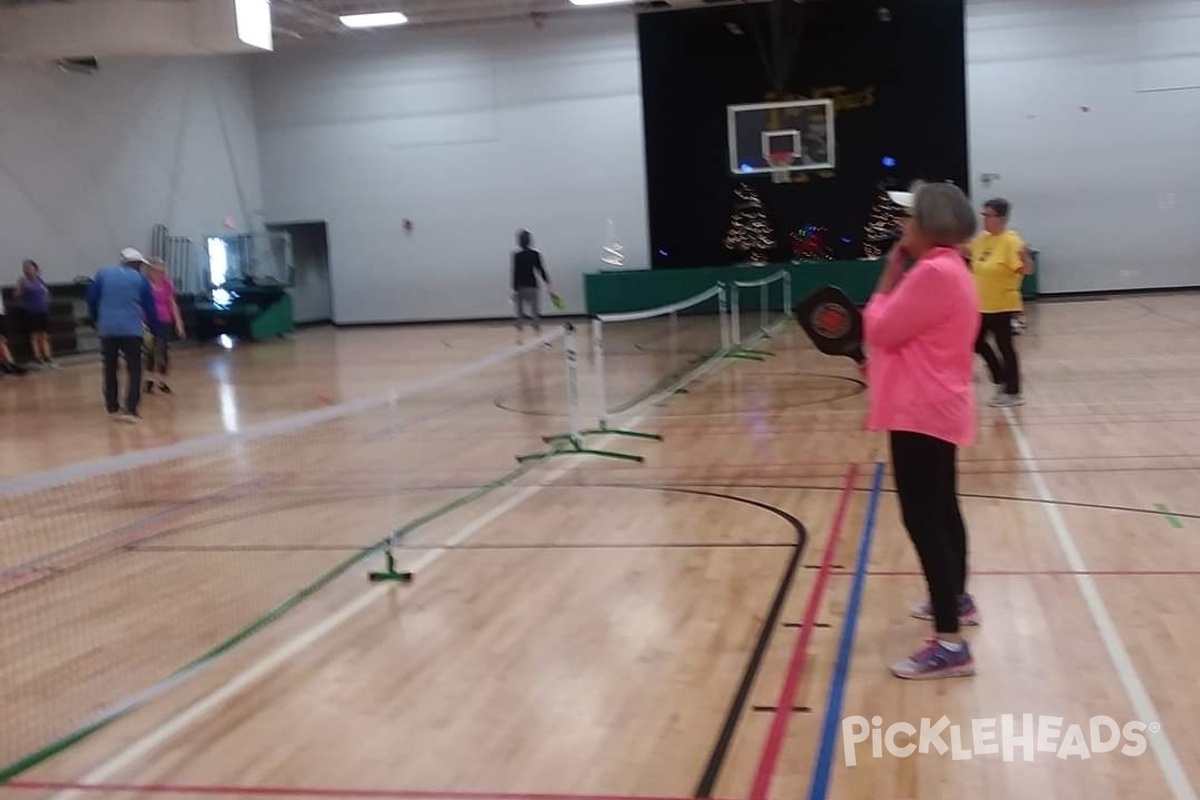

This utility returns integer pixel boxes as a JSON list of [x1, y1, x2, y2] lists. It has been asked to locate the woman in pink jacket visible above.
[[863, 182, 981, 680]]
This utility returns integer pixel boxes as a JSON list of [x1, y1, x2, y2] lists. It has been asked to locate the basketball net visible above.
[[767, 151, 793, 184]]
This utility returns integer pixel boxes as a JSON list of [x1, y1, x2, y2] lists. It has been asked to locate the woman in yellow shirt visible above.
[[968, 198, 1032, 406]]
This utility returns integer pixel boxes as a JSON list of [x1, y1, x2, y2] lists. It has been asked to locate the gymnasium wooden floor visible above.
[[2, 292, 1199, 800]]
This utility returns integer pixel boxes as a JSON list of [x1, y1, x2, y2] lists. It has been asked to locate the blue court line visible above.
[[806, 460, 885, 800]]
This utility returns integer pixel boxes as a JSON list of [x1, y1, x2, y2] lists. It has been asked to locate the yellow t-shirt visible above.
[[969, 229, 1026, 313]]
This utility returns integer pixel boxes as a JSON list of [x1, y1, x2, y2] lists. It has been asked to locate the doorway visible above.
[[266, 221, 332, 325]]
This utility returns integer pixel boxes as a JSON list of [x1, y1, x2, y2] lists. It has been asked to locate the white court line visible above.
[[44, 319, 766, 798], [1002, 407, 1198, 800], [46, 468, 583, 800]]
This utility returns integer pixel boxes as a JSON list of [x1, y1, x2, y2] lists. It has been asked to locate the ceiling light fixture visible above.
[[568, 0, 633, 6], [339, 11, 409, 28]]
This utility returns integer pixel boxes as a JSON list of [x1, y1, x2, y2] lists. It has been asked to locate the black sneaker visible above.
[[159, 382, 172, 395]]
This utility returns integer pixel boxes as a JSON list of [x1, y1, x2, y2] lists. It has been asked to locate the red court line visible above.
[[845, 569, 1200, 577], [0, 782, 714, 800], [748, 463, 859, 800]]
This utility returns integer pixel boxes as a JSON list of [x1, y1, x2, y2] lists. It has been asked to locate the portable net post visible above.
[[577, 315, 665, 444], [725, 270, 789, 360], [575, 285, 731, 443], [520, 323, 645, 463], [367, 531, 412, 583]]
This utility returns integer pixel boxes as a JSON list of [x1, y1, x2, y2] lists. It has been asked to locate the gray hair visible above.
[[912, 182, 976, 247]]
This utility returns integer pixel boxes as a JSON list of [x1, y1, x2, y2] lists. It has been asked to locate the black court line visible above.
[[131, 541, 795, 553], [492, 372, 865, 417], [125, 481, 1200, 555], [132, 483, 806, 798], [563, 481, 1200, 523], [752, 705, 812, 713], [660, 482, 1200, 523], [646, 487, 807, 799]]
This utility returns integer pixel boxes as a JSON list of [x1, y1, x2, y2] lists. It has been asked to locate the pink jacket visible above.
[[862, 246, 981, 446]]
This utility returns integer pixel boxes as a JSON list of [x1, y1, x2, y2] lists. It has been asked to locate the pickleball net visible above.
[[0, 327, 577, 780], [586, 284, 730, 437], [729, 269, 791, 359]]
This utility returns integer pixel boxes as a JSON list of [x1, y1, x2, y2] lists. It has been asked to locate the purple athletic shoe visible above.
[[889, 638, 975, 680]]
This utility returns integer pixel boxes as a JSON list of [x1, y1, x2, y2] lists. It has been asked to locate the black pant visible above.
[[975, 312, 1020, 395], [890, 431, 968, 634], [102, 336, 143, 414], [146, 332, 170, 375]]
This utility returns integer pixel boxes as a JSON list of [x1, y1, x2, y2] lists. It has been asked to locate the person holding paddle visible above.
[[862, 183, 981, 680], [511, 229, 554, 344]]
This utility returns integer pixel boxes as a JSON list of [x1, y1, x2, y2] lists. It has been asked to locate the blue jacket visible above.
[[87, 265, 159, 338]]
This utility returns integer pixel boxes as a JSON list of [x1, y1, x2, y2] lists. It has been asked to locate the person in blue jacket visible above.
[[86, 248, 159, 422]]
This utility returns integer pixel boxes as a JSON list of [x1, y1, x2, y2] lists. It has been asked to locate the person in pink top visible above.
[[143, 258, 185, 395], [862, 182, 981, 680]]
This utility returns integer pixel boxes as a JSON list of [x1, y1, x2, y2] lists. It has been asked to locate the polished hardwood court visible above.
[[2, 293, 1199, 800]]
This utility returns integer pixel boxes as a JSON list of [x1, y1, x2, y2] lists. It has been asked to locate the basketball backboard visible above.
[[727, 99, 836, 177]]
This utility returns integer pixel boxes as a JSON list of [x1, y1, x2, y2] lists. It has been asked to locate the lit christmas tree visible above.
[[862, 187, 905, 259], [601, 218, 624, 266], [724, 183, 775, 265]]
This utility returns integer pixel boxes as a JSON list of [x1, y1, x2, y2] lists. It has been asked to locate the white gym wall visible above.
[[0, 57, 263, 283], [966, 0, 1200, 294], [251, 11, 650, 324]]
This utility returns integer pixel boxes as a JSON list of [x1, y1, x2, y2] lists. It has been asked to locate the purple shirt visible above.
[[20, 277, 49, 313]]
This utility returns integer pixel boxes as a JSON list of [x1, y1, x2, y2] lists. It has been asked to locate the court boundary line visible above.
[[805, 461, 885, 800], [15, 314, 778, 797], [0, 458, 541, 784], [3, 780, 720, 800], [163, 479, 1198, 530], [686, 488, 809, 798], [748, 464, 858, 800], [19, 454, 600, 797], [852, 569, 1200, 577], [1002, 408, 1198, 800]]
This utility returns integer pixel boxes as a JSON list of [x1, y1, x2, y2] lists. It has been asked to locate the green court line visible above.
[[0, 459, 538, 783], [1155, 503, 1184, 529], [2, 316, 787, 782]]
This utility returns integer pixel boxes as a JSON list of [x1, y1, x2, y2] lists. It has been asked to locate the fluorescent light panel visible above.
[[569, 0, 632, 5], [235, 0, 273, 50], [340, 11, 408, 27]]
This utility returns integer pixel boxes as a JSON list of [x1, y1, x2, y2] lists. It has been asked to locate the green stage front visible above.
[[584, 260, 1039, 316]]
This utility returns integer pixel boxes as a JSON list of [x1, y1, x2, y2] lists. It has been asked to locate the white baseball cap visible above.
[[887, 191, 915, 209], [120, 247, 150, 264]]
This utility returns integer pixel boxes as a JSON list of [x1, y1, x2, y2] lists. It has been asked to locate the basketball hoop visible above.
[[767, 151, 794, 184]]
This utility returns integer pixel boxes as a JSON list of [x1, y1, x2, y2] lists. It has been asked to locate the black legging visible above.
[[976, 312, 1020, 395], [890, 430, 969, 634]]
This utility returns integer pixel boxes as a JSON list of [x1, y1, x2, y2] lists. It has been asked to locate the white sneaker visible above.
[[990, 393, 1024, 408], [115, 412, 141, 424]]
